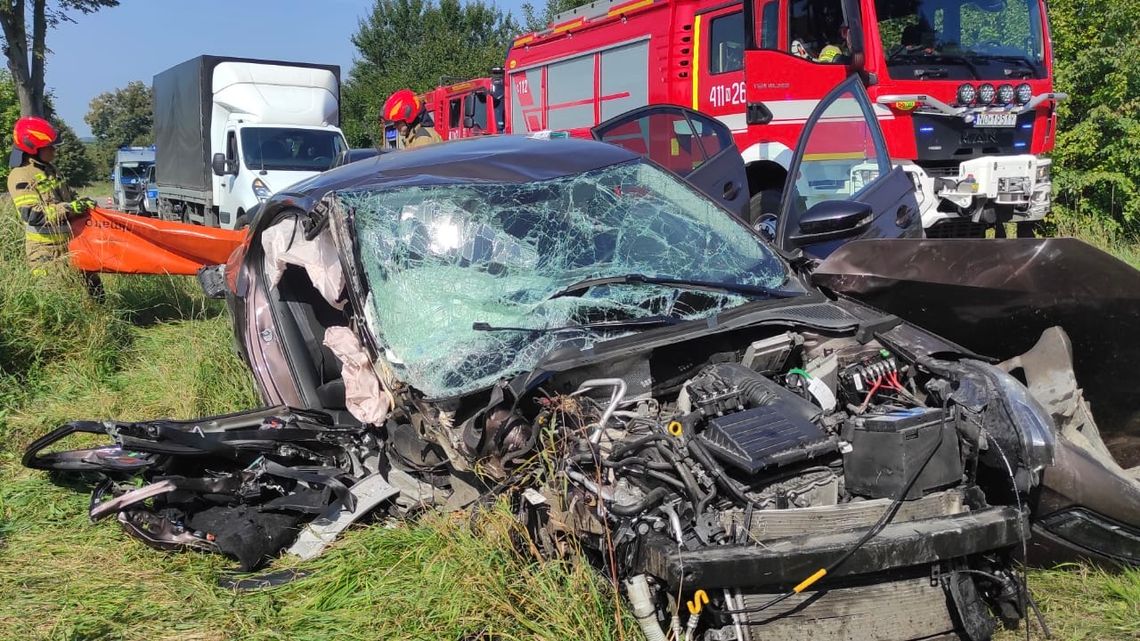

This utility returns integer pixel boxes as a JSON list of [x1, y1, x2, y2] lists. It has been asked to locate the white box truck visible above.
[[153, 56, 348, 229]]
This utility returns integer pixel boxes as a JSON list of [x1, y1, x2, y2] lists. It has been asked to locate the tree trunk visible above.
[[30, 0, 44, 115], [0, 0, 36, 116]]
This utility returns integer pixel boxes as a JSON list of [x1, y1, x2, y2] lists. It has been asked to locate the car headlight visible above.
[[1036, 163, 1051, 182], [997, 84, 1015, 105], [1016, 83, 1033, 105], [252, 178, 273, 202], [985, 364, 1057, 475], [957, 83, 977, 105], [978, 83, 996, 105]]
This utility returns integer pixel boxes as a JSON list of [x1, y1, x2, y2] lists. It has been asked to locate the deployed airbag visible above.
[[261, 217, 346, 309], [323, 326, 392, 425]]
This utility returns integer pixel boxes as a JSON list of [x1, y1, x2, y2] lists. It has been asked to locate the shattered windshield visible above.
[[876, 0, 1046, 79], [343, 160, 793, 398]]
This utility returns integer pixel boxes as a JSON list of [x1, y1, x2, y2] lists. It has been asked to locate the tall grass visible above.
[[0, 203, 1137, 640]]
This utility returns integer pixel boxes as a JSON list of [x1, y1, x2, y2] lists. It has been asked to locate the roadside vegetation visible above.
[[0, 194, 1137, 640]]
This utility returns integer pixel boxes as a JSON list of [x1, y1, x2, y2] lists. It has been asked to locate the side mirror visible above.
[[790, 200, 873, 244], [463, 116, 475, 128], [211, 153, 232, 177], [463, 94, 477, 119]]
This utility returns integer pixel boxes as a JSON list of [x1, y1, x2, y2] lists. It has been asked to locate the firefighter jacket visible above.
[[403, 124, 442, 150], [8, 157, 81, 245]]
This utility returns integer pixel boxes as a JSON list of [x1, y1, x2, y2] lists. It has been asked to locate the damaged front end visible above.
[[25, 156, 1140, 641]]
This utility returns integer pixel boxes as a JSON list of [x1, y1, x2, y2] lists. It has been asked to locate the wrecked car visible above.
[[25, 79, 1140, 641]]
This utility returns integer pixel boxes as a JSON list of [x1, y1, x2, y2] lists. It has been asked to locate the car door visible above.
[[590, 105, 750, 220], [774, 76, 922, 259]]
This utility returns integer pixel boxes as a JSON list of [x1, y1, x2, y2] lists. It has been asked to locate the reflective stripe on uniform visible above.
[[13, 193, 39, 207], [25, 230, 70, 244]]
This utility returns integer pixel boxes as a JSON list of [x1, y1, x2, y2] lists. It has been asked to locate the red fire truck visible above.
[[420, 76, 505, 140], [431, 0, 1063, 236]]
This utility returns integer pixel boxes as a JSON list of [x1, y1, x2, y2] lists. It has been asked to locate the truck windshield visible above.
[[876, 0, 1046, 79], [240, 128, 348, 172], [118, 162, 153, 183]]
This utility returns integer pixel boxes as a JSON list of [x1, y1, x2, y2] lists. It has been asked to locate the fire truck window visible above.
[[708, 12, 745, 74], [788, 0, 847, 63], [760, 1, 780, 49], [472, 93, 490, 132], [789, 88, 888, 216], [600, 41, 650, 120], [449, 99, 462, 129], [548, 55, 596, 130]]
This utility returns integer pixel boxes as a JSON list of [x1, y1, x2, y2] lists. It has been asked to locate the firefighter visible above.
[[817, 24, 850, 63], [382, 89, 441, 150], [8, 115, 103, 299]]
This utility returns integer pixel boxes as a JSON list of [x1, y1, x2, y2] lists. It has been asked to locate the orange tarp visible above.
[[68, 208, 246, 275]]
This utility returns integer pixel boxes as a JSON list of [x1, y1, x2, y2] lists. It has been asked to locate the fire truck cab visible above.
[[421, 74, 506, 141], [502, 0, 1062, 236]]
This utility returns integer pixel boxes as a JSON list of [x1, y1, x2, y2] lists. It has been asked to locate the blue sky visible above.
[[48, 0, 529, 137]]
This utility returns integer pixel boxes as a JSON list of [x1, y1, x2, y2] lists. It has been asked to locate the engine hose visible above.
[[610, 433, 672, 461], [696, 484, 718, 516], [625, 574, 668, 641], [688, 440, 753, 506], [712, 363, 778, 407], [609, 487, 670, 517], [654, 443, 705, 505], [570, 452, 674, 472]]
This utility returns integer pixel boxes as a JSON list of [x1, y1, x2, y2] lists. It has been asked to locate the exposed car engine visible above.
[[364, 323, 1047, 641]]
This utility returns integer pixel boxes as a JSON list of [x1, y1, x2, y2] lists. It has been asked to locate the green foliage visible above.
[[1048, 0, 1140, 234], [51, 115, 98, 188], [342, 0, 519, 147], [520, 0, 595, 32], [84, 80, 153, 175], [0, 72, 94, 188]]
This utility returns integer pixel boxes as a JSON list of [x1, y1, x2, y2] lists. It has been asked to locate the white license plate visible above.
[[974, 112, 1017, 128]]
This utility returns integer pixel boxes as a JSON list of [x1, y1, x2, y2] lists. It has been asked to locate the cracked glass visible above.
[[341, 159, 791, 398]]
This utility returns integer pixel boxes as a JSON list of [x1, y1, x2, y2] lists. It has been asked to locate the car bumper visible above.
[[635, 505, 1025, 588]]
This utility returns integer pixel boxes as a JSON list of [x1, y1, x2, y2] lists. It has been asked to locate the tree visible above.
[[1047, 0, 1140, 234], [0, 72, 94, 187], [520, 0, 592, 32], [0, 0, 119, 117], [85, 80, 152, 174], [342, 0, 518, 146]]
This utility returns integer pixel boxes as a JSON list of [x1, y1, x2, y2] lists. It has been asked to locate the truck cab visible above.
[[211, 123, 347, 227], [111, 146, 156, 214]]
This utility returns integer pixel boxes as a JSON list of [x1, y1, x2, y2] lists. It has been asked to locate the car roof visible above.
[[285, 135, 641, 196]]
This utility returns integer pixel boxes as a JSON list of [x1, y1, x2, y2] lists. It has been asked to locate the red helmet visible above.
[[13, 116, 58, 155], [382, 89, 423, 125]]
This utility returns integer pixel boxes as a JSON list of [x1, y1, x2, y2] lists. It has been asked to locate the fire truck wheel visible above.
[[748, 189, 783, 227]]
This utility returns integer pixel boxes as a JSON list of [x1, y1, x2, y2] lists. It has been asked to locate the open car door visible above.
[[591, 105, 750, 220], [773, 76, 922, 259]]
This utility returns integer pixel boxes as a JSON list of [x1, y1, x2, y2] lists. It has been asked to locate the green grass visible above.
[[0, 204, 1137, 640]]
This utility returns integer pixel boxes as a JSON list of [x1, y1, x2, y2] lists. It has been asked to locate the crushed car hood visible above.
[[813, 238, 1140, 467]]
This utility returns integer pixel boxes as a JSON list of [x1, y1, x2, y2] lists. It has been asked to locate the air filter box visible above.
[[842, 408, 962, 500], [698, 403, 835, 475]]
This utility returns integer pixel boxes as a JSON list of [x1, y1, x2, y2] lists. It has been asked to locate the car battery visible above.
[[842, 408, 962, 500]]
